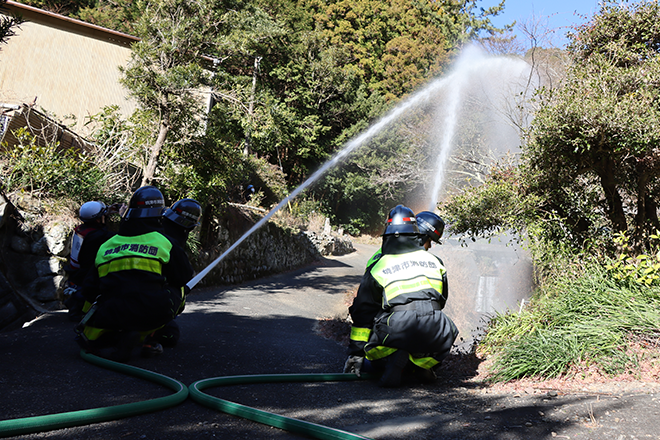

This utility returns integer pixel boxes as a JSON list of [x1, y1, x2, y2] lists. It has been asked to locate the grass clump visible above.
[[480, 254, 660, 382]]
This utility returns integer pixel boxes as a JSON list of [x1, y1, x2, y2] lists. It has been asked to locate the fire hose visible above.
[[189, 373, 375, 440], [0, 350, 374, 440], [0, 350, 188, 438]]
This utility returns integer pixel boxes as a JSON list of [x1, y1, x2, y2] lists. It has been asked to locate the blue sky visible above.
[[482, 0, 604, 48]]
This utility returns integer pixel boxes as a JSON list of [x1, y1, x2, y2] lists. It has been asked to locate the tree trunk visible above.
[[634, 163, 660, 233], [141, 116, 170, 187], [598, 157, 627, 232], [645, 194, 659, 231], [635, 171, 650, 231], [243, 56, 262, 157]]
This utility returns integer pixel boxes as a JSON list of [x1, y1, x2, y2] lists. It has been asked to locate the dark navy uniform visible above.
[[80, 218, 193, 340]]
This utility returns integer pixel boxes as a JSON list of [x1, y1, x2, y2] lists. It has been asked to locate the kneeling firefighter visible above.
[[76, 186, 194, 362], [344, 205, 458, 387], [63, 201, 116, 322], [141, 198, 203, 352]]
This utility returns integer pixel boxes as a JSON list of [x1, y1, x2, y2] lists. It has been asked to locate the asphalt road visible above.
[[1, 242, 659, 440]]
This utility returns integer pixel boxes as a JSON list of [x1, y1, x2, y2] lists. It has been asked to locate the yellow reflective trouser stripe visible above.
[[83, 326, 107, 341], [350, 326, 372, 342], [82, 301, 93, 313], [410, 356, 440, 369], [98, 257, 162, 278], [365, 345, 398, 361], [365, 346, 439, 369], [384, 276, 443, 302]]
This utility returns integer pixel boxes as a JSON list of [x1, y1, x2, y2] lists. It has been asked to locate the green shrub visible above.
[[605, 231, 660, 286], [2, 128, 109, 202]]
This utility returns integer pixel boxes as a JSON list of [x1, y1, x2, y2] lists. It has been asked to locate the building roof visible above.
[[3, 1, 139, 46]]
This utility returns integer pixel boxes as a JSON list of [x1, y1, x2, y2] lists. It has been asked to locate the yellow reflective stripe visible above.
[[371, 250, 446, 304], [383, 276, 444, 303], [82, 326, 107, 341], [350, 326, 372, 342], [410, 355, 439, 369], [365, 345, 398, 361], [98, 257, 163, 278], [96, 231, 172, 267], [365, 347, 439, 368]]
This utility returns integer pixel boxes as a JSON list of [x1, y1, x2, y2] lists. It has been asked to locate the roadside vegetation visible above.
[[2, 0, 660, 384], [441, 1, 660, 382]]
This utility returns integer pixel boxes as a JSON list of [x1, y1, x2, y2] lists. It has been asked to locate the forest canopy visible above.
[[6, 0, 506, 236]]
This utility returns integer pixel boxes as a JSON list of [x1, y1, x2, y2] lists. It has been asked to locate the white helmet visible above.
[[79, 201, 107, 221]]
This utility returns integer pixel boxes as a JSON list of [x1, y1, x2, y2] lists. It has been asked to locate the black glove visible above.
[[343, 355, 364, 377]]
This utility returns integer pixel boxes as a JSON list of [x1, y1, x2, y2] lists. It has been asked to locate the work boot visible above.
[[141, 341, 164, 358], [378, 350, 410, 388], [141, 332, 164, 358], [156, 320, 180, 348]]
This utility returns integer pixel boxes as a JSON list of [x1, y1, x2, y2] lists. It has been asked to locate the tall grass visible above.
[[481, 260, 660, 381]]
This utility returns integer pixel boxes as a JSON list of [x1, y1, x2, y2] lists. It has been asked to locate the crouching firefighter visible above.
[[75, 186, 194, 362], [63, 201, 115, 322], [343, 205, 458, 387], [141, 197, 203, 351]]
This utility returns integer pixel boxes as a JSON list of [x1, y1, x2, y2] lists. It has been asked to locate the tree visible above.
[[18, 0, 93, 15], [206, 4, 285, 157], [120, 0, 215, 187], [442, 1, 660, 252], [0, 0, 23, 46], [527, 1, 660, 238], [74, 0, 144, 35], [312, 0, 504, 100]]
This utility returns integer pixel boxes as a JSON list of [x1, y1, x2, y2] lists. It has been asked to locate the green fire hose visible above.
[[0, 350, 189, 438], [0, 351, 374, 440], [189, 373, 375, 440]]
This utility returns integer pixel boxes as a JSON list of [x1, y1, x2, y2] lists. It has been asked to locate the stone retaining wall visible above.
[[0, 199, 355, 330]]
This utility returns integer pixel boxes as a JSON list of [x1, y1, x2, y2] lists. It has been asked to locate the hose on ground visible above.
[[0, 352, 373, 440], [0, 350, 189, 438], [189, 373, 375, 440]]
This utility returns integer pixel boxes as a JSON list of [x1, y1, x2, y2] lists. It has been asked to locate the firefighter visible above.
[[76, 186, 194, 362], [162, 198, 202, 248], [343, 205, 458, 387], [415, 211, 445, 251], [141, 198, 203, 351], [63, 201, 121, 321]]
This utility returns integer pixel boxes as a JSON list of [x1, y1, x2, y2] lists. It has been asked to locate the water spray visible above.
[[426, 45, 533, 211], [428, 77, 462, 211], [186, 72, 460, 290]]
